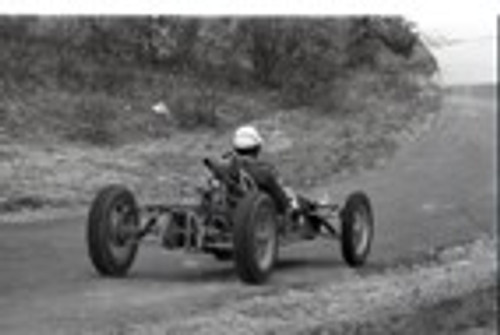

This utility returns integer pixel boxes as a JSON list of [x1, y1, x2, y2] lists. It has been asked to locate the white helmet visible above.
[[233, 125, 263, 150]]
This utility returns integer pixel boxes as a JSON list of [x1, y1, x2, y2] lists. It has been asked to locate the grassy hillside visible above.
[[0, 16, 442, 213], [0, 17, 439, 143]]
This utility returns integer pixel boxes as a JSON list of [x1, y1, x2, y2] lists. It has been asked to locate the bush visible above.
[[0, 16, 440, 142]]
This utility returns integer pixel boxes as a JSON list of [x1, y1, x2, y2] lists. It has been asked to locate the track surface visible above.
[[0, 94, 495, 334]]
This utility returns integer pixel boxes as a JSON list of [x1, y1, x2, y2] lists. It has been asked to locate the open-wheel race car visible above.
[[86, 155, 374, 284]]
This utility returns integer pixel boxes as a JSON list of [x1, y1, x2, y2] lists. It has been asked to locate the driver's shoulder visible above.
[[242, 157, 278, 178], [223, 152, 276, 173], [255, 159, 276, 172]]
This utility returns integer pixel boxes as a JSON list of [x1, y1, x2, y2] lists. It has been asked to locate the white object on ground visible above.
[[152, 101, 171, 117]]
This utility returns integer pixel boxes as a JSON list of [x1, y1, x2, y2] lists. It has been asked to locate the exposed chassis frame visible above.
[[130, 200, 342, 253]]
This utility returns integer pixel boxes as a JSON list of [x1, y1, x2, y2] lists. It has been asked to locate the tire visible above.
[[340, 191, 374, 267], [87, 185, 139, 277], [233, 192, 278, 284]]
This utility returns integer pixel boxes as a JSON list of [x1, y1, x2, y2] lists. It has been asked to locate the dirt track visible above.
[[0, 93, 496, 334]]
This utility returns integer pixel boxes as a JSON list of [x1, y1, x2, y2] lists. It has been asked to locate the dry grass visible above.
[[0, 51, 441, 216], [0, 88, 438, 217]]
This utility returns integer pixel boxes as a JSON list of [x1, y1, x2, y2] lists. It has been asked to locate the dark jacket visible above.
[[230, 155, 289, 214]]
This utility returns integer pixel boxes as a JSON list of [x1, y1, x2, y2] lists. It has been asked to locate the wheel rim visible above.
[[108, 201, 137, 264], [253, 202, 276, 270], [352, 205, 370, 256]]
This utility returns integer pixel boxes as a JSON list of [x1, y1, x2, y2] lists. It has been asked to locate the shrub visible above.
[[0, 16, 441, 142]]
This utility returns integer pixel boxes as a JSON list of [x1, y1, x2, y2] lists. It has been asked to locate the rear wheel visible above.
[[340, 191, 374, 267], [87, 185, 140, 277], [233, 192, 278, 284]]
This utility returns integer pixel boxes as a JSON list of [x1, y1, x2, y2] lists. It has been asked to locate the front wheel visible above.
[[87, 185, 140, 277], [340, 191, 374, 267], [233, 192, 278, 284]]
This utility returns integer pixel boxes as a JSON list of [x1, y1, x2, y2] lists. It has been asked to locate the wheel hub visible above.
[[108, 202, 137, 262], [254, 205, 276, 270], [353, 208, 369, 254]]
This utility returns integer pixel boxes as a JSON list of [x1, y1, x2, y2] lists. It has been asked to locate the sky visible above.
[[406, 8, 497, 85], [1, 0, 498, 85]]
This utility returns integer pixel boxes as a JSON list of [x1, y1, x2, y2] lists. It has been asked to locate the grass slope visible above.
[[0, 25, 441, 215]]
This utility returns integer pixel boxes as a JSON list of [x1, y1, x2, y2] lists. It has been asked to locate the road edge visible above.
[[157, 236, 496, 335]]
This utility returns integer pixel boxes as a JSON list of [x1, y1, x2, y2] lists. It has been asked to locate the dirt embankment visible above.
[[116, 237, 494, 335], [0, 97, 438, 225]]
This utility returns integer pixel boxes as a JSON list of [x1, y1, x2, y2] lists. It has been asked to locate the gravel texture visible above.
[[113, 237, 495, 335]]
